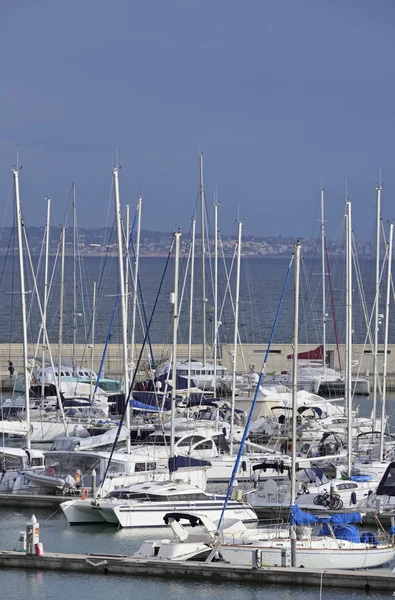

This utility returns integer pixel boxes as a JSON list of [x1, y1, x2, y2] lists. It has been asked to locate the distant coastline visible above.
[[0, 226, 376, 258]]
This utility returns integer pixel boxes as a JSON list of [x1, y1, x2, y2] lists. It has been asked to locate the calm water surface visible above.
[[0, 506, 393, 600]]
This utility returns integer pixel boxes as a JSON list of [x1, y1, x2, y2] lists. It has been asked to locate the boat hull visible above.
[[220, 542, 395, 569]]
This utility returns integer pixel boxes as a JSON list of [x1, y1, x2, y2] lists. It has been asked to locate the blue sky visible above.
[[0, 1, 394, 240]]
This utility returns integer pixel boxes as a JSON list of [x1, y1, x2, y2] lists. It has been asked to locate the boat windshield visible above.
[[0, 452, 24, 470]]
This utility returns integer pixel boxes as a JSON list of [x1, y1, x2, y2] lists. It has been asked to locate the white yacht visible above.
[[61, 480, 257, 527], [136, 508, 395, 569]]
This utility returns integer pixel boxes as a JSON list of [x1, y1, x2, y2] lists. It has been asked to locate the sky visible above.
[[0, 0, 394, 241]]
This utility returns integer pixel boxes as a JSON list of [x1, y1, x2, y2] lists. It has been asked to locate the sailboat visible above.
[[135, 240, 395, 568]]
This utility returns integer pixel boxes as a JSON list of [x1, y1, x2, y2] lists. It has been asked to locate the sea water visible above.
[[0, 506, 392, 600]]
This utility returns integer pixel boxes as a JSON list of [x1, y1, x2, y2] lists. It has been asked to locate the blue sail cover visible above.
[[129, 399, 160, 412], [319, 523, 361, 543], [290, 504, 319, 525], [168, 456, 212, 473], [290, 505, 363, 526]]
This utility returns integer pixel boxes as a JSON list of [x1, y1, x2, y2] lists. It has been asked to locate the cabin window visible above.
[[135, 462, 156, 472], [177, 435, 205, 447], [194, 440, 214, 451], [31, 458, 43, 467], [336, 482, 358, 490], [65, 372, 71, 376]]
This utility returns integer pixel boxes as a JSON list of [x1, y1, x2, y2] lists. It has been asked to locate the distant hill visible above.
[[0, 226, 374, 258]]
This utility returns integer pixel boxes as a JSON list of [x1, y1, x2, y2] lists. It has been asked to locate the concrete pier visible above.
[[0, 549, 394, 592], [0, 494, 67, 509]]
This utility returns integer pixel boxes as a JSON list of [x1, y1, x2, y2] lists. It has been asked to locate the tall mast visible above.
[[345, 201, 353, 478], [230, 221, 242, 455], [58, 227, 66, 391], [320, 188, 326, 370], [213, 199, 219, 395], [170, 230, 181, 467], [113, 167, 131, 454], [72, 182, 77, 375], [372, 185, 382, 431], [187, 219, 196, 397], [125, 204, 130, 359], [290, 242, 301, 506], [89, 281, 96, 403], [130, 197, 142, 375], [41, 197, 51, 399], [13, 169, 31, 449], [380, 223, 393, 460], [199, 153, 207, 366]]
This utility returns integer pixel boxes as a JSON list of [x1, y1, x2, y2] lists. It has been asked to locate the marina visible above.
[[1, 3, 395, 599]]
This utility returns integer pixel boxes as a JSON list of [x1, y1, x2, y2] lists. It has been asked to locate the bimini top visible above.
[[376, 462, 395, 497]]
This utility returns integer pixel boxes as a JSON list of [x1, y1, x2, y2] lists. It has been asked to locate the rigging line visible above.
[[216, 250, 295, 532], [0, 224, 15, 288], [22, 223, 69, 432], [102, 236, 175, 483], [351, 235, 374, 391], [33, 230, 62, 365], [90, 285, 120, 409], [217, 236, 237, 354], [77, 219, 117, 375], [324, 236, 342, 372]]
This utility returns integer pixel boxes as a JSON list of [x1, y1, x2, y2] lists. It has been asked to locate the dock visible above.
[[0, 494, 66, 509], [0, 549, 395, 592]]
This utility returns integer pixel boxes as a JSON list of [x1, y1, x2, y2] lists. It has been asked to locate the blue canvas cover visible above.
[[319, 523, 361, 543], [290, 504, 319, 525], [129, 399, 160, 412], [290, 505, 363, 526], [168, 456, 212, 473]]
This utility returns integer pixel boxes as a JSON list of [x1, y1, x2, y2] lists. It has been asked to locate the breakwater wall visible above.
[[0, 342, 394, 387]]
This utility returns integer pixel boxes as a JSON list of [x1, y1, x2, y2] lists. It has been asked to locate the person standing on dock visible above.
[[8, 360, 14, 377]]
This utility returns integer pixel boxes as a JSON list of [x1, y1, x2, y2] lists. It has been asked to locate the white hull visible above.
[[62, 498, 256, 527], [61, 501, 110, 524], [113, 500, 256, 528], [220, 542, 395, 569]]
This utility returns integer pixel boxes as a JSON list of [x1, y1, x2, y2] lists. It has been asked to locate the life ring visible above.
[[74, 472, 81, 485], [80, 488, 89, 500], [46, 468, 55, 477]]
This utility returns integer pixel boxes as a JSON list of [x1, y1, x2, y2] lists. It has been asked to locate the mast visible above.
[[320, 188, 326, 370], [41, 197, 51, 399], [380, 223, 393, 460], [187, 219, 196, 397], [13, 168, 31, 449], [89, 281, 96, 403], [372, 185, 382, 431], [170, 230, 181, 467], [213, 199, 219, 395], [72, 182, 77, 375], [113, 167, 131, 454], [290, 242, 301, 507], [58, 227, 66, 391], [130, 197, 142, 376], [230, 221, 242, 456], [125, 204, 130, 361], [345, 201, 353, 478], [199, 153, 207, 366]]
